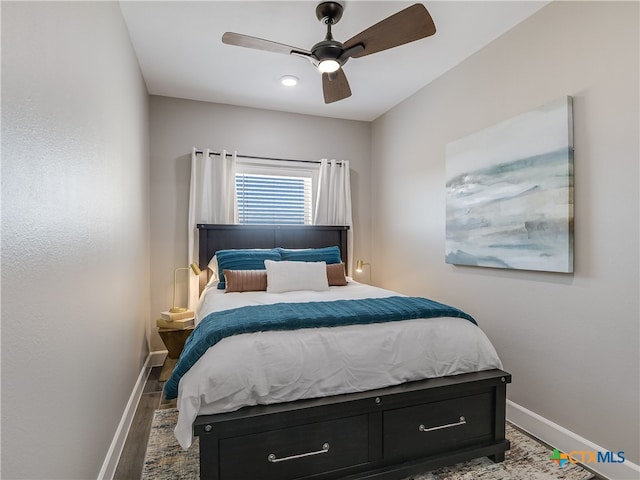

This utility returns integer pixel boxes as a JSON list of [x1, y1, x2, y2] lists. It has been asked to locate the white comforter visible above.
[[174, 281, 502, 449]]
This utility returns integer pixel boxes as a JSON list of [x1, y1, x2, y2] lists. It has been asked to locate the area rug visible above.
[[142, 408, 594, 480]]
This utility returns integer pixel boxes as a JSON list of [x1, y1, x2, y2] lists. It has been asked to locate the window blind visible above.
[[236, 173, 312, 225]]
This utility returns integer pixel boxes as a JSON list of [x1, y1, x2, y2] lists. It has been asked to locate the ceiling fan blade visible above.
[[322, 69, 352, 104], [222, 32, 311, 57], [342, 4, 436, 58]]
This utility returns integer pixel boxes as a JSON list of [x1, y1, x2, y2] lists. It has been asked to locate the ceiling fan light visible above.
[[280, 75, 299, 86], [318, 59, 340, 73]]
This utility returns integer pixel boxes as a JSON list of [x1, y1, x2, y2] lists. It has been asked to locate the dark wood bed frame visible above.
[[193, 224, 511, 480]]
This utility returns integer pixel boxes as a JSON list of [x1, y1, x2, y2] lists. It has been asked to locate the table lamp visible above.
[[171, 263, 202, 313], [355, 260, 370, 273], [356, 260, 371, 283]]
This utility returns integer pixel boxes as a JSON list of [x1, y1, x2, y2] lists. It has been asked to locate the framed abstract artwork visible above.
[[445, 96, 574, 273]]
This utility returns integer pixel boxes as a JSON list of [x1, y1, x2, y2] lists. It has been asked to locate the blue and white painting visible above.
[[446, 96, 574, 273]]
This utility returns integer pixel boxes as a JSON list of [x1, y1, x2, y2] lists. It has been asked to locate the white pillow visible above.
[[265, 260, 330, 293], [206, 255, 219, 288]]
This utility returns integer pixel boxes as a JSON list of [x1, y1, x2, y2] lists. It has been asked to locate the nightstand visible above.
[[158, 325, 194, 381]]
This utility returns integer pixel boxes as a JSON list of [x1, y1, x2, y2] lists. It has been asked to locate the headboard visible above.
[[197, 224, 349, 291]]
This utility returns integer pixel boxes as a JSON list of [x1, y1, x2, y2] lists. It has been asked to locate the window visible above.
[[235, 160, 316, 225]]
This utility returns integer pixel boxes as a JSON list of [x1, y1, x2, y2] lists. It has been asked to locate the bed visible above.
[[168, 224, 511, 480]]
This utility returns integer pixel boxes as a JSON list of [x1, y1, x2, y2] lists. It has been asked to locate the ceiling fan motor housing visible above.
[[312, 39, 344, 63]]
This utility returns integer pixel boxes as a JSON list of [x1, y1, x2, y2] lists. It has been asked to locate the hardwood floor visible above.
[[113, 366, 174, 480]]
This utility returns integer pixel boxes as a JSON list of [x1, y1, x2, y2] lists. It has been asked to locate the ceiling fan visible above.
[[222, 2, 436, 104]]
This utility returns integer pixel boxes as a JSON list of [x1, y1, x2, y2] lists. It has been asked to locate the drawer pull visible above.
[[419, 416, 466, 432], [267, 443, 330, 463]]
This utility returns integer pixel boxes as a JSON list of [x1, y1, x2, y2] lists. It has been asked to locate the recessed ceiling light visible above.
[[280, 75, 299, 87]]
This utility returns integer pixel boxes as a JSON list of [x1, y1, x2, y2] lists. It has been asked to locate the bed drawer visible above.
[[219, 415, 369, 480], [383, 392, 494, 460]]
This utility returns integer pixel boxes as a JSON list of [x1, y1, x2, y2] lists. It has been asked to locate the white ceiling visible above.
[[120, 1, 549, 122]]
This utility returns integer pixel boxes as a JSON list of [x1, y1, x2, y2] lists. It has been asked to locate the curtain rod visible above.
[[195, 150, 325, 165]]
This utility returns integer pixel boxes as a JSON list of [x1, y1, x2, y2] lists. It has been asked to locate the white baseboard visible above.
[[149, 349, 168, 367], [97, 350, 168, 480], [507, 400, 640, 480]]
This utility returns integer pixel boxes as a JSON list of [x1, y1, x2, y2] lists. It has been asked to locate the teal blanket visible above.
[[163, 296, 476, 399]]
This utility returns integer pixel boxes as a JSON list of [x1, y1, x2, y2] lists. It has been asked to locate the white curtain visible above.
[[188, 147, 237, 308], [314, 159, 354, 275]]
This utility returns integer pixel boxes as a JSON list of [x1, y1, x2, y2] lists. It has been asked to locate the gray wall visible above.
[[149, 96, 371, 351], [371, 0, 639, 466], [1, 2, 150, 479]]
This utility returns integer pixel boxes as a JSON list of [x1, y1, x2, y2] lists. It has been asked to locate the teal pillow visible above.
[[277, 246, 341, 265], [215, 249, 281, 289]]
